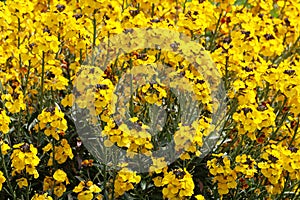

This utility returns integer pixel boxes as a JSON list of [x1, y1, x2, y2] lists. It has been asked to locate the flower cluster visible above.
[[153, 168, 195, 199], [35, 107, 68, 140], [73, 180, 102, 200], [10, 143, 40, 178], [113, 168, 141, 197], [42, 139, 74, 165], [0, 109, 10, 134], [258, 143, 300, 195], [43, 169, 70, 197], [207, 154, 238, 196]]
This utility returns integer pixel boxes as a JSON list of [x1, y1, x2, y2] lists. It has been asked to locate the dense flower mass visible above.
[[0, 0, 300, 199], [10, 143, 40, 178], [153, 168, 195, 199]]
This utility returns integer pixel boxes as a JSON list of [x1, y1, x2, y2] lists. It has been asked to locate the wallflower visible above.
[[149, 157, 168, 173], [280, 145, 300, 180], [43, 171, 69, 198], [44, 66, 69, 91], [10, 143, 40, 178], [81, 159, 94, 167], [73, 180, 101, 200], [232, 104, 276, 140], [36, 107, 68, 140], [234, 154, 257, 178], [0, 109, 11, 134], [53, 169, 69, 183], [0, 140, 10, 155], [207, 154, 237, 196], [195, 194, 205, 200], [31, 193, 53, 200], [17, 177, 28, 188], [53, 183, 67, 198], [255, 143, 300, 195], [61, 93, 74, 107], [114, 168, 141, 197], [174, 124, 194, 152], [46, 139, 73, 165], [154, 168, 195, 199], [0, 171, 6, 191], [1, 90, 26, 113]]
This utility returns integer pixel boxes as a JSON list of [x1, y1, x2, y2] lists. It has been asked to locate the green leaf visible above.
[[234, 0, 247, 6], [270, 8, 279, 18]]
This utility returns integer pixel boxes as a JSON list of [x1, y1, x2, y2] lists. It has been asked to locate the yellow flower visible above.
[[61, 94, 74, 107], [42, 143, 52, 153], [195, 194, 205, 200], [43, 176, 54, 192], [31, 193, 53, 200], [53, 169, 68, 183], [149, 157, 168, 173], [258, 144, 283, 185], [207, 154, 237, 196], [10, 143, 40, 178], [17, 177, 28, 188], [234, 154, 257, 178], [155, 168, 195, 199], [0, 140, 10, 155], [0, 171, 6, 191], [153, 176, 164, 187], [73, 180, 101, 200], [54, 139, 74, 164], [2, 91, 26, 113], [78, 191, 93, 200], [73, 181, 85, 193], [53, 183, 66, 197], [0, 109, 10, 134], [36, 107, 68, 140], [114, 168, 141, 197]]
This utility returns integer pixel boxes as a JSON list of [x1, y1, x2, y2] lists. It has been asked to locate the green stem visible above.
[[208, 11, 224, 51], [40, 51, 45, 111], [289, 118, 299, 146], [22, 61, 31, 97], [292, 182, 300, 200], [273, 36, 300, 64], [151, 3, 155, 18], [277, 173, 289, 200], [183, 0, 188, 13], [0, 151, 16, 199], [111, 169, 117, 200], [175, 0, 179, 25], [92, 13, 97, 65]]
